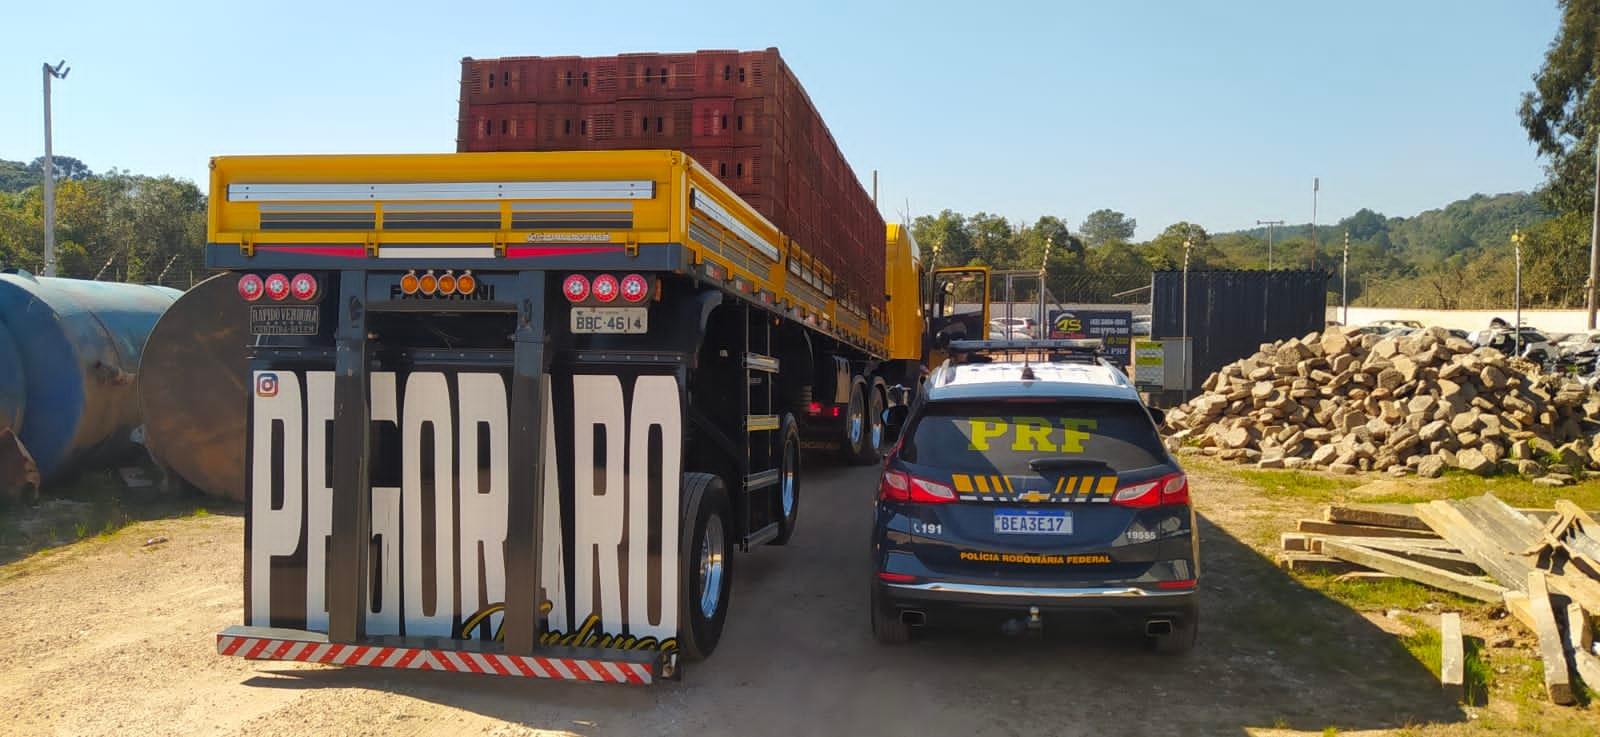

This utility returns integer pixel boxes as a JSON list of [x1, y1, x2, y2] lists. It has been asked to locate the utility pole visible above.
[[1588, 135, 1600, 330], [41, 60, 71, 277], [1341, 231, 1350, 326], [1181, 234, 1193, 401], [1310, 177, 1320, 270], [1256, 219, 1284, 269], [1513, 229, 1524, 356]]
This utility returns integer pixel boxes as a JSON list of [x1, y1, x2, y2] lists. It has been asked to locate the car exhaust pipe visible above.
[[900, 610, 926, 627], [1145, 619, 1173, 637]]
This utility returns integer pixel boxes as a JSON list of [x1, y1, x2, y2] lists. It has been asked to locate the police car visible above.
[[871, 339, 1198, 653]]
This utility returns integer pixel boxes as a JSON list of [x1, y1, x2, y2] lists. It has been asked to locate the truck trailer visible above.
[[207, 149, 991, 683]]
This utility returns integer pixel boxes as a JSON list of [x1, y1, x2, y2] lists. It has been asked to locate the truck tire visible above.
[[841, 379, 869, 462], [846, 378, 884, 465], [677, 472, 732, 661], [770, 413, 802, 545]]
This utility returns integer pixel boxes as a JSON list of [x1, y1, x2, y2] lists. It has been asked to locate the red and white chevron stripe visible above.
[[216, 633, 653, 684]]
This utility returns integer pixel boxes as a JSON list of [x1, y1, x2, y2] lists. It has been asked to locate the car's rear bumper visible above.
[[875, 579, 1197, 627]]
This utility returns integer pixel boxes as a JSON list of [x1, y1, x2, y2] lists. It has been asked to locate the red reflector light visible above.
[[877, 572, 917, 583], [237, 274, 264, 302], [1157, 579, 1197, 590], [400, 271, 420, 295], [806, 401, 822, 416], [263, 273, 290, 301], [437, 271, 457, 295], [289, 273, 317, 301], [456, 271, 477, 295], [829, 405, 842, 418], [620, 273, 649, 302], [1112, 472, 1188, 509], [562, 274, 590, 302], [592, 273, 619, 303], [879, 469, 956, 503]]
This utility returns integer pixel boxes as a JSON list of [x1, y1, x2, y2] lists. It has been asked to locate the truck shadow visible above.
[[235, 481, 1465, 736]]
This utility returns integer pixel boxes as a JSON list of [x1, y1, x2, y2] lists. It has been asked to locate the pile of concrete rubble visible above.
[[1163, 326, 1599, 483]]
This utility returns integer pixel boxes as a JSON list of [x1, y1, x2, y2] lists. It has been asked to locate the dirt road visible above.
[[0, 463, 1470, 737]]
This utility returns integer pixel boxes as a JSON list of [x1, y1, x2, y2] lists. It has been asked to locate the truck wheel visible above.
[[846, 379, 884, 465], [677, 472, 732, 661], [770, 413, 802, 545], [841, 379, 869, 462], [870, 579, 911, 644]]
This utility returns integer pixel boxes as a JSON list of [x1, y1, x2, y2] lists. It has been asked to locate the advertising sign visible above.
[[1050, 309, 1134, 367]]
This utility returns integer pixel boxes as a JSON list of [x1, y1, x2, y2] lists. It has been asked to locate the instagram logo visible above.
[[256, 373, 279, 398]]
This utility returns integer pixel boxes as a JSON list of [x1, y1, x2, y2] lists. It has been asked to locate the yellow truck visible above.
[[206, 149, 989, 682]]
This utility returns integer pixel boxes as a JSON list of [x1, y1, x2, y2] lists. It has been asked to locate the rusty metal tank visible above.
[[0, 272, 181, 480], [137, 274, 249, 500]]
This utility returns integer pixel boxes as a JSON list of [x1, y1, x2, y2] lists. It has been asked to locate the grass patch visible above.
[[1361, 470, 1600, 509], [1296, 572, 1486, 613], [1232, 469, 1365, 502], [1394, 614, 1491, 706]]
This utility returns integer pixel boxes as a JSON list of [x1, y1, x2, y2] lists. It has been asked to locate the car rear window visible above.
[[902, 400, 1167, 475]]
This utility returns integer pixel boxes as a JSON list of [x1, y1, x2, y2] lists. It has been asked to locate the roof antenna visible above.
[[1020, 351, 1036, 381]]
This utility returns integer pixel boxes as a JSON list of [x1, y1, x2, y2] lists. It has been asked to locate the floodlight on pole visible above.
[[42, 59, 71, 277], [1256, 219, 1284, 270]]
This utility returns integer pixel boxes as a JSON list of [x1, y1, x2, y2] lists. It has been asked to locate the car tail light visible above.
[[418, 270, 438, 295], [400, 270, 420, 295], [290, 273, 317, 301], [592, 273, 619, 303], [1112, 472, 1188, 509], [562, 274, 590, 302], [879, 469, 956, 503], [437, 271, 457, 295], [1157, 578, 1197, 590], [456, 271, 477, 295], [620, 273, 649, 302], [263, 273, 290, 301], [877, 572, 917, 583], [237, 274, 264, 302]]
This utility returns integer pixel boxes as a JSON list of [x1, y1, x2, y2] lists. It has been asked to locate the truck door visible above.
[[924, 266, 991, 367]]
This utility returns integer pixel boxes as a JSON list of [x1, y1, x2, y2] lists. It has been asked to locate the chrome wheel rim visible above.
[[869, 396, 884, 451], [698, 516, 725, 618], [848, 392, 865, 446], [781, 439, 798, 517]]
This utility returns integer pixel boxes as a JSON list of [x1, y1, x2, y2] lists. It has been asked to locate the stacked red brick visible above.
[[457, 49, 885, 318]]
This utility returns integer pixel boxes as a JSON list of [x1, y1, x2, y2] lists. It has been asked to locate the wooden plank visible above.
[[1319, 539, 1507, 603], [1295, 519, 1442, 540], [1526, 571, 1577, 705], [1440, 612, 1465, 701], [1462, 495, 1544, 549], [1335, 571, 1399, 582], [1416, 501, 1533, 590], [1277, 552, 1367, 574], [1279, 532, 1312, 552], [1564, 602, 1600, 693], [1303, 535, 1459, 551], [1325, 502, 1432, 531], [1306, 537, 1482, 576]]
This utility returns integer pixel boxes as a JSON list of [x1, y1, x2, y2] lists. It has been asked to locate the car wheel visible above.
[[870, 579, 911, 645], [1148, 610, 1198, 655], [677, 473, 732, 661], [770, 413, 802, 545]]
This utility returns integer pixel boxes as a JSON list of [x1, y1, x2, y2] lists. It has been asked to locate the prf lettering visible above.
[[968, 417, 1097, 453]]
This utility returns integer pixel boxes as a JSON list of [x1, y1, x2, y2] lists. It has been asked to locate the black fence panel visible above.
[[1151, 270, 1330, 388]]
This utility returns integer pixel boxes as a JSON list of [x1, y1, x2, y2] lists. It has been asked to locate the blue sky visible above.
[[0, 1, 1560, 238]]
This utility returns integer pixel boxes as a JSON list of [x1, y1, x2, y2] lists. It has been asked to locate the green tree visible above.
[[1519, 0, 1600, 214], [910, 210, 974, 268], [1079, 209, 1136, 247]]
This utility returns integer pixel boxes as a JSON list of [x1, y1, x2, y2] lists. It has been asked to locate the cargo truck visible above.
[[208, 149, 991, 683]]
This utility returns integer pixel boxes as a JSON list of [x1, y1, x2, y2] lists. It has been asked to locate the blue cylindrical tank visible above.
[[0, 273, 180, 480], [0, 318, 24, 434]]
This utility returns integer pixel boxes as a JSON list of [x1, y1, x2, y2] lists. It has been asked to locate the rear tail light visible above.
[[591, 273, 619, 303], [620, 273, 650, 302], [877, 572, 917, 583], [1157, 578, 1197, 590], [563, 274, 590, 302], [437, 271, 457, 296], [237, 274, 264, 302], [1112, 472, 1188, 508], [418, 270, 438, 295], [879, 469, 956, 504], [400, 271, 420, 295], [263, 273, 290, 301], [456, 271, 477, 295], [290, 273, 317, 301]]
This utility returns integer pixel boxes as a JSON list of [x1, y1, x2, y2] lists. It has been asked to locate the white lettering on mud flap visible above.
[[246, 368, 681, 651]]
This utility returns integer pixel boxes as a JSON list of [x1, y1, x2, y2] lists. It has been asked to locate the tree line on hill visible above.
[[0, 157, 207, 287]]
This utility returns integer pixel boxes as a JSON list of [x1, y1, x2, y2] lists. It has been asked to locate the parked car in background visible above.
[[1556, 330, 1600, 358], [1476, 327, 1557, 362], [1132, 315, 1152, 336], [989, 317, 1038, 340]]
